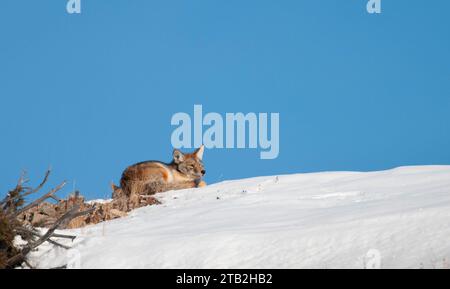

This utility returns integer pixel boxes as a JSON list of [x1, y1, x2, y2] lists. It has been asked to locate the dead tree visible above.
[[0, 170, 93, 269]]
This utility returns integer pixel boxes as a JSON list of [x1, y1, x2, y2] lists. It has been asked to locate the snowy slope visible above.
[[28, 166, 450, 269]]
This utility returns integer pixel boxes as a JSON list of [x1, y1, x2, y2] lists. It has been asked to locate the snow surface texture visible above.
[[29, 166, 450, 269]]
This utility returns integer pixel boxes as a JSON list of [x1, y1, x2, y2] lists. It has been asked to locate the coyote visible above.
[[112, 146, 206, 199]]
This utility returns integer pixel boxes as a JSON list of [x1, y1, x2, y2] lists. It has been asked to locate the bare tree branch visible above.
[[16, 227, 72, 250], [51, 233, 77, 241], [13, 181, 66, 218], [49, 195, 63, 203], [0, 170, 51, 207], [50, 264, 67, 269], [30, 169, 51, 195], [46, 238, 71, 250], [2, 170, 96, 269], [23, 259, 34, 269], [7, 205, 94, 267]]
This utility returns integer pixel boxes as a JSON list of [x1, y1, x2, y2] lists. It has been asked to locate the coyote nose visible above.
[[201, 170, 206, 175]]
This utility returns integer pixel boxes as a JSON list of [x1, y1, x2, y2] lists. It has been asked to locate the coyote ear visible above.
[[173, 149, 185, 163], [194, 145, 205, 160]]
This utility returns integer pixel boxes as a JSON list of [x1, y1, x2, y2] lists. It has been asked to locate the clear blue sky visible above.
[[1, 0, 449, 200]]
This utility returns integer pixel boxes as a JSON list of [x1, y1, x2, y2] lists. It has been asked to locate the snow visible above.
[[85, 198, 112, 205], [28, 166, 450, 269]]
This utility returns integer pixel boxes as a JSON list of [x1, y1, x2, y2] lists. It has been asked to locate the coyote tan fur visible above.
[[112, 146, 206, 200]]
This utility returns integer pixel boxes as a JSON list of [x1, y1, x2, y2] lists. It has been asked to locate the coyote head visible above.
[[172, 145, 206, 179]]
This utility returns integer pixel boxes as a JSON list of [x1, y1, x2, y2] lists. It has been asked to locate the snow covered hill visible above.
[[29, 166, 450, 269]]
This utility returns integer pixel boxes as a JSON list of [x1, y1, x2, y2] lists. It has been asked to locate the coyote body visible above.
[[113, 146, 206, 199]]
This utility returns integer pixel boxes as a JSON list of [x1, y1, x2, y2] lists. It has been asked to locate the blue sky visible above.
[[1, 0, 449, 200]]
